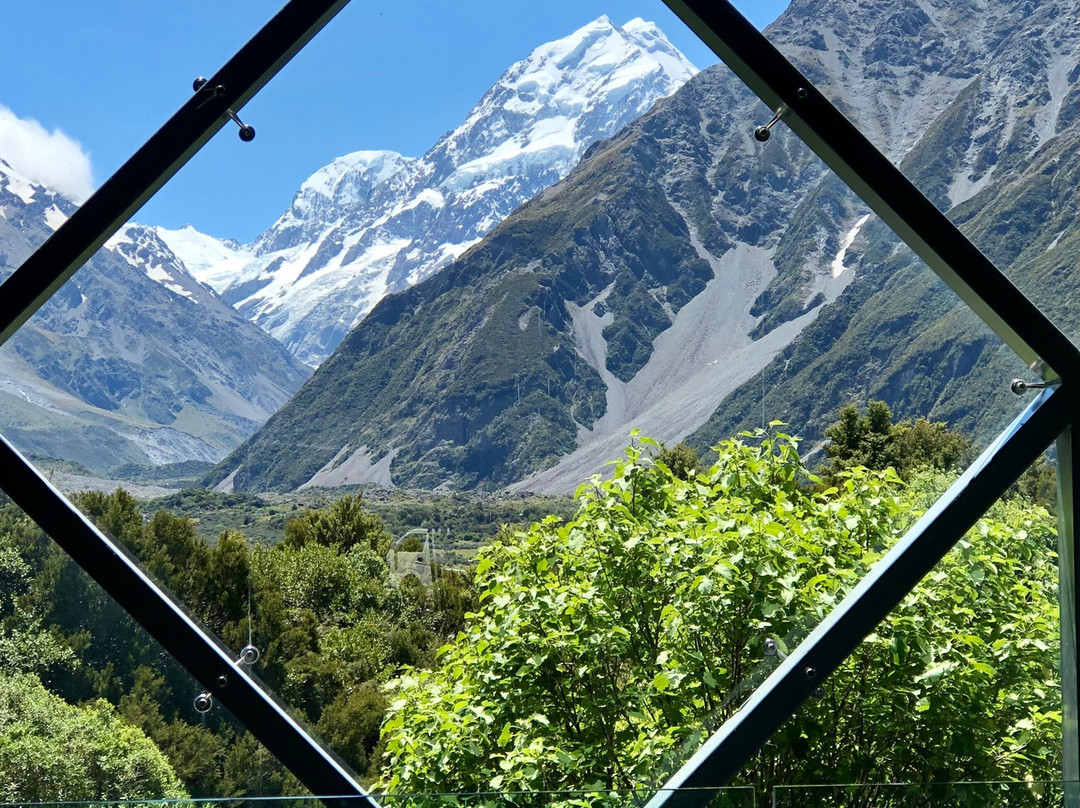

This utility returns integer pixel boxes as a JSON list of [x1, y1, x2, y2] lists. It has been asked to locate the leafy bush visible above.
[[823, 400, 970, 480], [0, 672, 187, 801], [379, 431, 1059, 800]]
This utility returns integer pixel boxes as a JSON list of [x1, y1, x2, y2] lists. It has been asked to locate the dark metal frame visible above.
[[0, 0, 1073, 803], [0, 0, 374, 801], [0, 437, 370, 802], [647, 1, 1080, 805], [0, 0, 350, 346]]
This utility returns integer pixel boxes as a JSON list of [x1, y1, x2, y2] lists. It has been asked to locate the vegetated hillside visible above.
[[208, 0, 1077, 493], [0, 161, 311, 472], [206, 128, 716, 490], [145, 487, 577, 549], [216, 17, 698, 367], [690, 41, 1080, 452]]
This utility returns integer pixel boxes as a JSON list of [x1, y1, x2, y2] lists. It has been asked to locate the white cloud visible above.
[[0, 105, 94, 203]]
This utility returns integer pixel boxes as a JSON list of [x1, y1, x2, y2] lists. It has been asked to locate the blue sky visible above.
[[0, 1, 788, 242]]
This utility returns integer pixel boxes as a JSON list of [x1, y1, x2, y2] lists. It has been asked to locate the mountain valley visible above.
[[196, 16, 699, 367], [1, 1, 1074, 494], [0, 15, 698, 478], [0, 160, 310, 472], [207, 0, 1078, 494]]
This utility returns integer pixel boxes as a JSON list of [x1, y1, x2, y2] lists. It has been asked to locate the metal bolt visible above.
[[1010, 379, 1048, 395], [753, 106, 787, 142], [193, 691, 212, 713], [192, 76, 255, 141], [804, 666, 817, 681]]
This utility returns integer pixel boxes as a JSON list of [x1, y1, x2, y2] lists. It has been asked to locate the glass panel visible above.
[[0, 0, 1071, 802], [569, 0, 1059, 793], [756, 494, 1061, 793], [0, 492, 303, 800]]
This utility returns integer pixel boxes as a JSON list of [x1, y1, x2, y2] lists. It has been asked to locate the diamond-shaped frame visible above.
[[0, 0, 1074, 803], [0, 1, 375, 801], [650, 2, 1080, 804]]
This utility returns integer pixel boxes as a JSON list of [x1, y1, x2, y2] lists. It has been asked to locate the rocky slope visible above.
[[221, 16, 698, 366], [0, 159, 311, 472], [690, 0, 1080, 453], [208, 0, 1078, 493]]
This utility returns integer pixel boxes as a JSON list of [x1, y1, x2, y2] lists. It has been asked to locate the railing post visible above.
[[1057, 424, 1080, 801]]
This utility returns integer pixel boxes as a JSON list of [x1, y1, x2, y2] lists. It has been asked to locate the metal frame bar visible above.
[[646, 0, 1080, 802], [659, 0, 1080, 385], [0, 0, 1072, 801], [648, 385, 1075, 808], [1057, 428, 1080, 804], [0, 0, 376, 801], [0, 435, 373, 803]]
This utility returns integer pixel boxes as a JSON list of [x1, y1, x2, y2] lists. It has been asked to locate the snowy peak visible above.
[[106, 224, 219, 304], [0, 156, 78, 227], [222, 17, 698, 367], [299, 149, 411, 201], [435, 16, 697, 183], [154, 224, 253, 294], [288, 150, 415, 226], [0, 157, 39, 205], [622, 17, 696, 76], [256, 150, 417, 256]]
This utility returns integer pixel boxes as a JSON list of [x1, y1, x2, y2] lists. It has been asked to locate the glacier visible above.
[[220, 16, 698, 366]]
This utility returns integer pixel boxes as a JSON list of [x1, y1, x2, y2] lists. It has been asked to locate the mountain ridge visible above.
[[219, 16, 698, 366], [200, 0, 1073, 492], [0, 158, 311, 472]]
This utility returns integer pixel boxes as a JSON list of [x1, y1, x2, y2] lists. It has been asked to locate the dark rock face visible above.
[[691, 0, 1080, 453], [210, 0, 1078, 493]]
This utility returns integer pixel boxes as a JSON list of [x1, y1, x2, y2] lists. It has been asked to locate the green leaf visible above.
[[497, 722, 512, 747]]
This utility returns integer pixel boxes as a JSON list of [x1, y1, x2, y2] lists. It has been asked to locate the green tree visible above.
[[283, 495, 393, 557], [0, 538, 73, 679], [653, 442, 703, 481], [379, 432, 1058, 801], [4, 490, 434, 797], [0, 672, 187, 801], [73, 489, 144, 546], [137, 509, 210, 601], [824, 401, 970, 480], [317, 682, 389, 780], [1012, 455, 1058, 513]]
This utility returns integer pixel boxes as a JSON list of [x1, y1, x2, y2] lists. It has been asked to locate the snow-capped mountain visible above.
[[0, 156, 310, 472], [207, 0, 1079, 494], [153, 224, 253, 294], [224, 16, 697, 366]]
